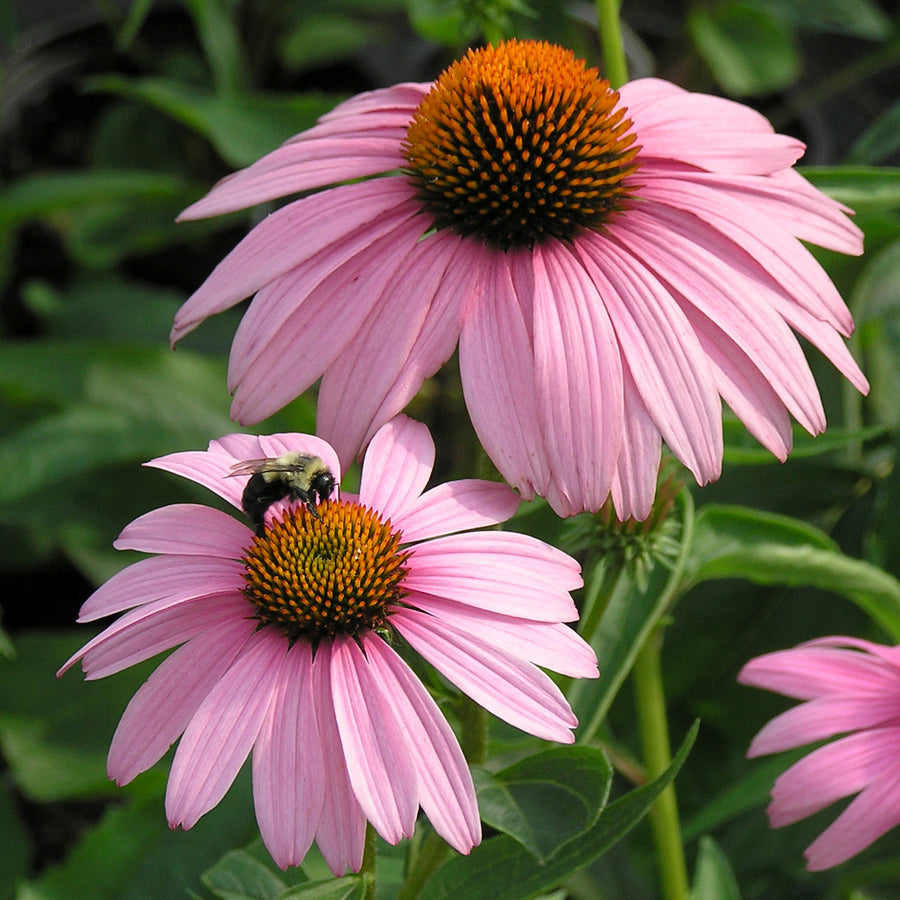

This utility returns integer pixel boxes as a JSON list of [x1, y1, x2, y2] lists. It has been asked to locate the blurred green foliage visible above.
[[1, 0, 899, 898]]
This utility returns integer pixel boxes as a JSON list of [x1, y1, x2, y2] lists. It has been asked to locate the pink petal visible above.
[[576, 231, 723, 485], [805, 769, 900, 870], [329, 636, 418, 843], [171, 179, 417, 343], [309, 644, 367, 875], [166, 629, 286, 829], [610, 367, 662, 521], [358, 415, 434, 521], [531, 242, 624, 516], [404, 532, 581, 622], [252, 642, 325, 869], [748, 695, 900, 757], [392, 480, 520, 544], [675, 169, 863, 256], [69, 593, 249, 680], [392, 608, 578, 743], [767, 728, 900, 826], [114, 504, 250, 558], [739, 645, 900, 700], [178, 84, 426, 219], [614, 205, 826, 435], [638, 177, 854, 336], [406, 593, 598, 678], [107, 615, 256, 784], [459, 249, 550, 502], [624, 82, 805, 175], [361, 633, 481, 853], [75, 555, 246, 622], [316, 230, 472, 469], [226, 204, 421, 394]]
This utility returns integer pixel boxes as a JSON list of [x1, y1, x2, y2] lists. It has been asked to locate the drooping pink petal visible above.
[[226, 207, 424, 413], [766, 728, 900, 826], [361, 633, 481, 853], [392, 607, 578, 743], [739, 645, 900, 700], [107, 615, 256, 784], [637, 177, 855, 336], [672, 169, 864, 256], [747, 695, 900, 757], [179, 84, 426, 219], [252, 642, 325, 870], [805, 769, 900, 870], [459, 249, 550, 502], [392, 480, 520, 544], [622, 78, 804, 175], [114, 504, 250, 558], [171, 179, 418, 343], [309, 644, 367, 876], [358, 415, 434, 522], [166, 629, 285, 829], [405, 593, 598, 678], [70, 593, 248, 680], [329, 636, 418, 844], [576, 231, 723, 485], [75, 555, 246, 622], [316, 230, 472, 470], [532, 241, 624, 516], [404, 532, 581, 622], [613, 205, 826, 435], [610, 367, 662, 521]]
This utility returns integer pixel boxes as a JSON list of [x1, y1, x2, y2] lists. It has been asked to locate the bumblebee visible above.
[[228, 452, 336, 535]]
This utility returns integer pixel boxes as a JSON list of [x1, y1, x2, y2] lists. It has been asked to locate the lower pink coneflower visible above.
[[740, 636, 900, 870], [60, 415, 598, 872]]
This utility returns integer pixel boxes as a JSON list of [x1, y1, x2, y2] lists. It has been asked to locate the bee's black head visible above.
[[312, 469, 337, 503]]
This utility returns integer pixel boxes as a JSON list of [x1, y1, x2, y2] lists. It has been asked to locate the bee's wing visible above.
[[227, 456, 314, 477], [227, 458, 272, 477]]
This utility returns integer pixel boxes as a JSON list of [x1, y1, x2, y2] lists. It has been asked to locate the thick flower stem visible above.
[[397, 831, 451, 900], [595, 0, 629, 89], [361, 824, 377, 900], [633, 628, 690, 900]]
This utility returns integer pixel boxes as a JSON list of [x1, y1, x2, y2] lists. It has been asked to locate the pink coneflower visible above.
[[172, 39, 867, 520], [739, 637, 900, 870], [59, 415, 597, 873]]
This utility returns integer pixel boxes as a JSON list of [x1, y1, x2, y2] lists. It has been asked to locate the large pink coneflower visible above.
[[59, 415, 597, 873], [172, 39, 867, 519], [739, 637, 900, 870]]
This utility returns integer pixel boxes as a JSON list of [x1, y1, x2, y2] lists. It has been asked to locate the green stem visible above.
[[594, 0, 629, 88], [361, 824, 377, 900], [397, 830, 451, 900], [458, 693, 489, 765], [633, 629, 689, 900]]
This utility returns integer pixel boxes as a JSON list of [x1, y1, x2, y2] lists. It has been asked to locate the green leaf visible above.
[[474, 746, 612, 861], [0, 171, 189, 225], [15, 769, 258, 900], [569, 490, 695, 740], [722, 421, 887, 465], [274, 877, 365, 900], [418, 722, 699, 900], [688, 3, 799, 96], [280, 14, 384, 72], [86, 76, 340, 168], [691, 836, 741, 900], [801, 166, 900, 212], [0, 781, 29, 900], [683, 505, 900, 641], [751, 0, 892, 38], [201, 848, 292, 900], [849, 100, 900, 164], [182, 0, 249, 96], [0, 632, 154, 800]]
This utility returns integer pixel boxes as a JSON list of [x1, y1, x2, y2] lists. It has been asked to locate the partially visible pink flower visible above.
[[59, 415, 597, 873], [172, 39, 866, 519], [739, 637, 900, 870]]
